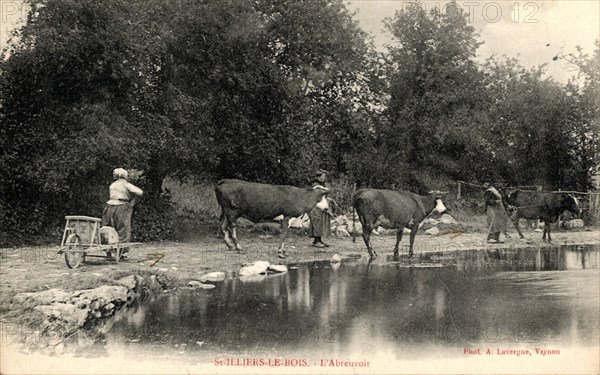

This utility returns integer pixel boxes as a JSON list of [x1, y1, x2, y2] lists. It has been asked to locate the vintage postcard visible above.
[[1, 0, 598, 374]]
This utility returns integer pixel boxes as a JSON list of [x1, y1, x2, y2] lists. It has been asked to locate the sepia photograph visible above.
[[1, 0, 599, 374]]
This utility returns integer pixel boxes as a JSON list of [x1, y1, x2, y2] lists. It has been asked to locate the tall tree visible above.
[[482, 56, 596, 190], [381, 1, 486, 190], [561, 41, 600, 189], [0, 0, 376, 243]]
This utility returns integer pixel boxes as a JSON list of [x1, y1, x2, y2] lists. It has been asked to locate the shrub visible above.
[[131, 193, 176, 242]]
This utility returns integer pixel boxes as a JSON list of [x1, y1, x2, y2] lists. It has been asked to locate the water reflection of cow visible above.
[[505, 189, 581, 242], [353, 189, 447, 259], [215, 179, 330, 257]]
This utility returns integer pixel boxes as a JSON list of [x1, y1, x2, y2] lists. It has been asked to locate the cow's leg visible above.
[[360, 216, 376, 258], [542, 223, 547, 241], [513, 217, 525, 239], [393, 228, 404, 260], [231, 227, 243, 251], [277, 217, 290, 258], [220, 212, 236, 250], [407, 226, 418, 258], [225, 212, 242, 251], [543, 221, 552, 242]]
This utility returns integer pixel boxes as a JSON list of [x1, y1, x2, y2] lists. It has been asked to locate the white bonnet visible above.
[[113, 168, 128, 179]]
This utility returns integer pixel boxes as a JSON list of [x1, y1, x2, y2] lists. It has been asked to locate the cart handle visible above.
[[65, 215, 102, 222]]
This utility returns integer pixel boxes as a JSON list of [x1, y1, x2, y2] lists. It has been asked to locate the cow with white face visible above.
[[215, 179, 330, 258], [504, 189, 581, 242], [354, 189, 447, 259]]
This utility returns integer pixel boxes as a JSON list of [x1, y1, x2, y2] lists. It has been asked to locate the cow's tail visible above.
[[352, 196, 356, 243], [214, 183, 226, 237]]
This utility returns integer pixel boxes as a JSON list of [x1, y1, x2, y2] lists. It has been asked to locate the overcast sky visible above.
[[348, 0, 600, 83], [1, 0, 598, 83]]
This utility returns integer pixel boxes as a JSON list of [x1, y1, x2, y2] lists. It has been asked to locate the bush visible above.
[[131, 193, 176, 242]]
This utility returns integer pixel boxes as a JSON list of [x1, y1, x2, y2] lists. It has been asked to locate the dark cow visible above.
[[353, 189, 447, 258], [215, 179, 330, 256], [505, 189, 580, 242]]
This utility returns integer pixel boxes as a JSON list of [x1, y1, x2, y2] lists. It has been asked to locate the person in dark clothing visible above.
[[308, 169, 332, 249], [484, 183, 509, 243]]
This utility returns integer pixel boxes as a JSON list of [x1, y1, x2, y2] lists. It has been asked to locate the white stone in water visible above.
[[199, 271, 226, 283], [267, 264, 288, 273], [239, 260, 270, 276], [188, 280, 215, 289]]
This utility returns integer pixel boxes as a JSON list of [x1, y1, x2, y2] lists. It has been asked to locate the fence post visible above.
[[352, 182, 356, 214], [457, 181, 462, 199]]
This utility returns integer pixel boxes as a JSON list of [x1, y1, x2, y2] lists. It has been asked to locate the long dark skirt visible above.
[[486, 203, 508, 240], [102, 204, 133, 242], [308, 208, 331, 238]]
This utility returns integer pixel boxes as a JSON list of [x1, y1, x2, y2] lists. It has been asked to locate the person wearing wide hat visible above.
[[308, 169, 332, 249]]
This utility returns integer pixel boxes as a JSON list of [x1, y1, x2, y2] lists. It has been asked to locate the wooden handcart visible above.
[[57, 215, 141, 268]]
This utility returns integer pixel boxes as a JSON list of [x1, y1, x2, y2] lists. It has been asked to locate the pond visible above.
[[84, 244, 599, 366]]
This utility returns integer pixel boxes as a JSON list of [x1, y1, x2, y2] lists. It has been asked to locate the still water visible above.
[[88, 245, 599, 363]]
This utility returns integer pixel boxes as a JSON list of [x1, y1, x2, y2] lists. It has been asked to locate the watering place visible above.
[[80, 244, 599, 366]]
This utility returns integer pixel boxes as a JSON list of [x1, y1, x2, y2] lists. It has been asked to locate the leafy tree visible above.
[[482, 55, 597, 190], [380, 1, 487, 191], [560, 41, 600, 189], [1, 0, 154, 242], [0, 0, 377, 243]]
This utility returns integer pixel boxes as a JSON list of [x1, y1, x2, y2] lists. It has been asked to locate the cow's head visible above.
[[433, 198, 447, 214], [504, 189, 519, 206], [561, 194, 580, 216], [428, 191, 447, 214], [313, 185, 331, 212]]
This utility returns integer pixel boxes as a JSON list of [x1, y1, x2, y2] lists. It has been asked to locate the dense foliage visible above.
[[1, 0, 598, 244]]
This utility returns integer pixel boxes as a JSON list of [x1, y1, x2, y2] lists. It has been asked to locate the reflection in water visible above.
[[95, 245, 599, 362]]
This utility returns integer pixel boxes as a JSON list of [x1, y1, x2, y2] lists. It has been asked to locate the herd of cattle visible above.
[[215, 179, 582, 258]]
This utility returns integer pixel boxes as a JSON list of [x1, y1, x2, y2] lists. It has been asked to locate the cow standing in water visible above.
[[354, 189, 447, 258], [215, 179, 330, 257], [505, 190, 580, 242]]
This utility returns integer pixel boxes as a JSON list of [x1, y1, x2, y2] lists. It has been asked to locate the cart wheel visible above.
[[64, 234, 85, 269]]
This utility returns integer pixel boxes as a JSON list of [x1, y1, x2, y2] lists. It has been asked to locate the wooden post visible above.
[[352, 182, 357, 243]]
